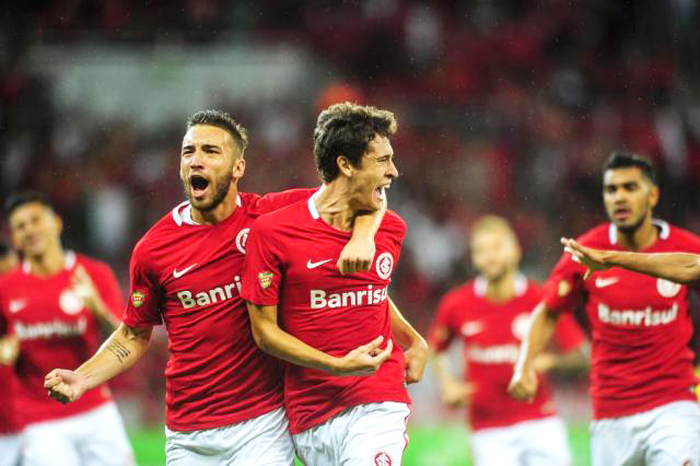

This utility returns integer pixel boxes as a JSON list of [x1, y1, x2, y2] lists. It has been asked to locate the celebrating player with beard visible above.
[[242, 102, 428, 465], [509, 152, 700, 465], [44, 110, 382, 465]]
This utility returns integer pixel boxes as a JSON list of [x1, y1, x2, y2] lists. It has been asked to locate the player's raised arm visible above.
[[563, 237, 700, 284], [507, 302, 559, 402], [246, 302, 392, 376], [44, 323, 152, 404], [387, 297, 428, 383], [337, 200, 387, 274]]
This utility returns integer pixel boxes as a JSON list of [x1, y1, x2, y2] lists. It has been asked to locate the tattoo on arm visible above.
[[106, 340, 131, 364]]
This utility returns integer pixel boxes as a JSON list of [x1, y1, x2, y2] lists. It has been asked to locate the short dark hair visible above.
[[5, 191, 53, 216], [603, 151, 658, 185], [313, 102, 398, 182], [186, 110, 249, 154]]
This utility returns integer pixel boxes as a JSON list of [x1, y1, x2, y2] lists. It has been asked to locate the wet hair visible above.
[[313, 102, 397, 182], [603, 151, 657, 185], [5, 191, 53, 216], [186, 110, 249, 154]]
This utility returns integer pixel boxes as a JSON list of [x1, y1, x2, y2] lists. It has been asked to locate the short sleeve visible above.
[[88, 262, 124, 321], [122, 241, 162, 327], [240, 219, 284, 306], [552, 312, 586, 352], [542, 252, 585, 315], [429, 294, 458, 353], [250, 188, 317, 217]]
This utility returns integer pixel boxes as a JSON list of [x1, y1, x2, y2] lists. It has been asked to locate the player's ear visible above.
[[337, 155, 353, 178], [232, 156, 245, 181], [648, 183, 659, 209], [52, 212, 63, 236]]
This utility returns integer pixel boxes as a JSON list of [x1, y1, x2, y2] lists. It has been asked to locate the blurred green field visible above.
[[129, 422, 590, 465]]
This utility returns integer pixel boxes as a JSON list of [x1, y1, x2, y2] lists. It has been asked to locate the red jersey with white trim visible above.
[[0, 252, 122, 426], [123, 189, 314, 432], [543, 220, 700, 419], [430, 275, 585, 431], [241, 194, 411, 434], [0, 265, 19, 434]]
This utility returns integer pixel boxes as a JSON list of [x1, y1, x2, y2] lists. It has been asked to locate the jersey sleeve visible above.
[[87, 262, 124, 320], [122, 241, 162, 327], [250, 188, 317, 217], [240, 218, 284, 306], [542, 251, 585, 315], [429, 293, 458, 353], [552, 312, 586, 352]]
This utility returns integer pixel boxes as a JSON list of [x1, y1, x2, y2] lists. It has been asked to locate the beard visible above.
[[184, 170, 233, 212]]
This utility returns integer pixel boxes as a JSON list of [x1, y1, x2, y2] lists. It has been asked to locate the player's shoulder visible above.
[[576, 223, 614, 247], [379, 210, 407, 236], [523, 279, 545, 299], [135, 202, 189, 251], [73, 252, 112, 274], [250, 199, 307, 231], [664, 221, 700, 249], [440, 280, 476, 307]]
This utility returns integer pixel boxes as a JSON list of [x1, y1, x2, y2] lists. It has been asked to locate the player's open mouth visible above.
[[190, 174, 210, 197], [374, 185, 389, 202], [613, 207, 630, 220]]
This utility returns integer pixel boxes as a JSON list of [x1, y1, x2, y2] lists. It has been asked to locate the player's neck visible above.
[[617, 216, 658, 251], [27, 246, 65, 277], [314, 182, 360, 232], [484, 270, 517, 303], [191, 187, 239, 225]]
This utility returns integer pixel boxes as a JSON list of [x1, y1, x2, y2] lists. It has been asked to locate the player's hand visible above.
[[440, 378, 475, 408], [533, 352, 556, 374], [337, 236, 376, 275], [71, 265, 106, 315], [561, 238, 610, 280], [404, 340, 428, 384], [44, 368, 88, 404], [334, 336, 393, 376], [0, 336, 19, 365], [507, 365, 538, 403]]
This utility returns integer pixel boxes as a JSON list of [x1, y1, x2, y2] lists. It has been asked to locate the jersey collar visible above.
[[474, 272, 527, 297], [172, 196, 242, 226], [22, 250, 76, 275], [307, 184, 327, 220], [608, 218, 670, 245]]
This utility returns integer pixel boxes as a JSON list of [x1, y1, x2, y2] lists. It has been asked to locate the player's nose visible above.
[[387, 159, 399, 179]]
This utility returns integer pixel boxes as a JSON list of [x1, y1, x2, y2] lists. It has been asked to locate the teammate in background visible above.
[[0, 240, 21, 466], [508, 152, 700, 465], [44, 110, 382, 465], [430, 216, 588, 466], [242, 102, 428, 465], [0, 193, 133, 466]]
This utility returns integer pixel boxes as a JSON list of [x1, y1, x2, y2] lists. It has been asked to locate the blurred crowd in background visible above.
[[2, 0, 700, 426]]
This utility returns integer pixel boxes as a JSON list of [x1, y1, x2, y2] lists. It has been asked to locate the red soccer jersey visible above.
[[430, 275, 585, 431], [123, 189, 315, 432], [0, 252, 123, 426], [543, 220, 700, 419], [241, 194, 411, 434], [0, 287, 19, 434]]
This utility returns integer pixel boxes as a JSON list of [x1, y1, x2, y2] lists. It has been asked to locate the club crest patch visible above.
[[657, 278, 681, 298], [375, 252, 394, 280], [258, 271, 274, 289], [374, 451, 393, 466], [131, 291, 145, 308]]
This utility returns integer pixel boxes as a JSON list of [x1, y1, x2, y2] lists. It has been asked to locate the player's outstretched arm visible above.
[[563, 237, 700, 284], [507, 302, 559, 402], [338, 200, 387, 274], [431, 351, 475, 408], [388, 297, 428, 383], [44, 323, 152, 404], [247, 302, 393, 376]]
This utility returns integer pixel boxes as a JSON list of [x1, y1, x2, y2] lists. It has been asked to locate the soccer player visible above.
[[0, 240, 20, 466], [0, 193, 133, 466], [44, 110, 382, 465], [242, 102, 428, 465], [430, 215, 587, 466], [508, 152, 700, 465]]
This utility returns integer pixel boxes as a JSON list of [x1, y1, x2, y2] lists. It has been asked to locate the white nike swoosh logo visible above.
[[306, 259, 333, 269], [173, 264, 197, 279], [595, 277, 619, 288], [9, 300, 27, 314]]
